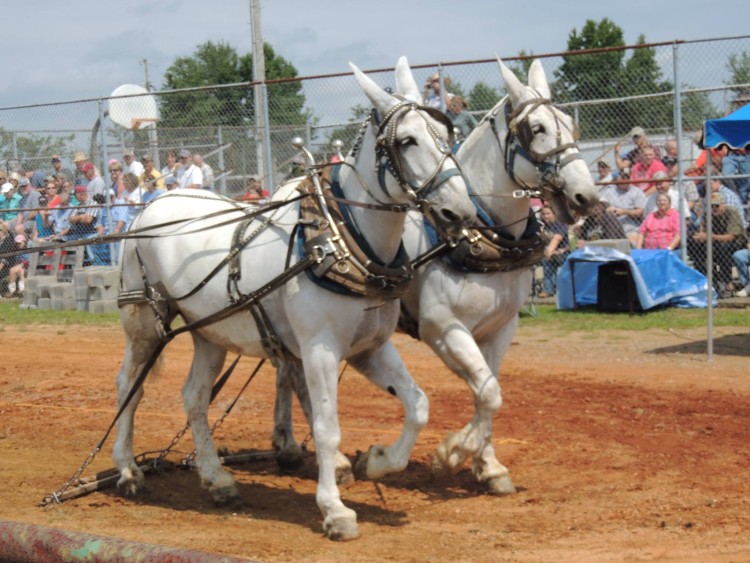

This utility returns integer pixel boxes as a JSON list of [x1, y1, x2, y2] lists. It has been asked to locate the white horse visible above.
[[112, 57, 476, 541], [272, 59, 599, 493]]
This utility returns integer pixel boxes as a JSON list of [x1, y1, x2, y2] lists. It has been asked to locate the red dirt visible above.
[[1, 322, 749, 561]]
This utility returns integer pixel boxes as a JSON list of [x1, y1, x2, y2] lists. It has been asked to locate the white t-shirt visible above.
[[123, 160, 145, 177], [177, 164, 204, 189]]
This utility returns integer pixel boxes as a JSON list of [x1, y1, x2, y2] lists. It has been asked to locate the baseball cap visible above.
[[81, 162, 94, 173], [596, 160, 610, 169], [652, 171, 669, 181], [620, 167, 631, 177], [165, 176, 178, 186], [1, 182, 12, 193], [178, 149, 191, 158], [629, 126, 645, 139], [710, 192, 725, 205], [123, 148, 135, 157], [141, 153, 153, 161], [17, 177, 30, 187], [51, 154, 61, 162], [72, 151, 87, 163], [14, 234, 26, 243], [74, 184, 88, 193]]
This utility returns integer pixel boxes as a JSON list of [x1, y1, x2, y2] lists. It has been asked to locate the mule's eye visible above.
[[531, 125, 545, 136], [399, 137, 417, 148]]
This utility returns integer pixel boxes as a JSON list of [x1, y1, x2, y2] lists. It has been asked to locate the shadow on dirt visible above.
[[647, 332, 750, 357]]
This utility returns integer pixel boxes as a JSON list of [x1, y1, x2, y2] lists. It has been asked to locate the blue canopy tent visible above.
[[704, 102, 750, 149]]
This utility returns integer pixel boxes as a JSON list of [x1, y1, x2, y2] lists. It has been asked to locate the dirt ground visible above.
[[1, 320, 749, 562]]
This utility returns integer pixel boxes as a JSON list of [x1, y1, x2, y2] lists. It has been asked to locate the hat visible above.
[[652, 170, 669, 181], [17, 177, 30, 187], [178, 149, 191, 158], [123, 148, 135, 157], [46, 175, 56, 183], [72, 151, 87, 163], [165, 176, 178, 186], [710, 192, 725, 205], [141, 153, 153, 161], [108, 158, 120, 167], [620, 167, 631, 177], [81, 162, 94, 173], [51, 154, 61, 162], [597, 160, 610, 169], [1, 182, 12, 194], [629, 126, 645, 138], [14, 234, 26, 243], [74, 184, 88, 193]]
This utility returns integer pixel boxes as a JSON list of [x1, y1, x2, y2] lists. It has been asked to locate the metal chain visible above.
[[40, 445, 102, 507]]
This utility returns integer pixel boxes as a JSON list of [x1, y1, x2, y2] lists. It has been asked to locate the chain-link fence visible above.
[[1, 35, 749, 298]]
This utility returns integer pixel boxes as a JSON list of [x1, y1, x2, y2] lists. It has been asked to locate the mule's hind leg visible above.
[[113, 303, 165, 497], [350, 340, 429, 480], [273, 362, 354, 483], [426, 323, 515, 495], [272, 360, 306, 471], [183, 332, 238, 505]]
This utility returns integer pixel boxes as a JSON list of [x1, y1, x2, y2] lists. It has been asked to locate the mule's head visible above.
[[349, 58, 476, 237], [498, 58, 598, 224]]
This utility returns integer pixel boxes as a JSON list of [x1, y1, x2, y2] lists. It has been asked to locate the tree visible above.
[[160, 41, 308, 129], [726, 51, 750, 109], [0, 128, 73, 170], [467, 82, 500, 114]]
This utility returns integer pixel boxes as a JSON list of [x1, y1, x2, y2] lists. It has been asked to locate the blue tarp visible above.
[[704, 103, 750, 150], [556, 246, 717, 310]]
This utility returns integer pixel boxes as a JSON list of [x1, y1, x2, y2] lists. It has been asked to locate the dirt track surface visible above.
[[1, 323, 749, 561]]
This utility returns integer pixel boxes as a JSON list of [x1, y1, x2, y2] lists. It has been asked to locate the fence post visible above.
[[217, 126, 226, 195], [98, 97, 115, 263], [672, 42, 688, 264], [262, 83, 273, 194]]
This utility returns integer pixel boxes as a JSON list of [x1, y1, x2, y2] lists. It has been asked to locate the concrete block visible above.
[[49, 283, 76, 300], [88, 299, 119, 314], [37, 297, 51, 310], [50, 297, 76, 311], [89, 285, 119, 301]]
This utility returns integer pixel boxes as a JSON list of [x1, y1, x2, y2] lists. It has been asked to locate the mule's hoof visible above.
[[116, 477, 142, 498], [336, 464, 355, 486], [210, 484, 241, 506], [485, 474, 517, 496], [324, 518, 360, 541], [429, 450, 452, 480], [276, 449, 305, 473]]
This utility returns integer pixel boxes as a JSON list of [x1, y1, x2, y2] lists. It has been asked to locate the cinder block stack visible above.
[[20, 266, 120, 314]]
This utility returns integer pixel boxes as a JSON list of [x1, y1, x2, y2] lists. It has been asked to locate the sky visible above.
[[1, 0, 747, 109]]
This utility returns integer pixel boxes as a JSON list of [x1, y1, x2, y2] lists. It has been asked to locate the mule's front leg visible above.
[[351, 341, 429, 480], [184, 334, 239, 505], [303, 348, 360, 541], [272, 361, 306, 471], [427, 324, 515, 495]]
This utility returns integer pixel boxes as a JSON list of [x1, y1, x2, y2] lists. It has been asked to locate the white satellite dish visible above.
[[109, 84, 159, 130]]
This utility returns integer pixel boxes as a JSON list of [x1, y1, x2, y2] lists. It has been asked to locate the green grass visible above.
[[520, 304, 750, 332], [1, 301, 748, 334], [0, 302, 120, 327]]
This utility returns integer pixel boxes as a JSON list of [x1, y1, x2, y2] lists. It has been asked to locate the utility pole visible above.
[[140, 58, 159, 168], [249, 0, 270, 189], [141, 58, 152, 91]]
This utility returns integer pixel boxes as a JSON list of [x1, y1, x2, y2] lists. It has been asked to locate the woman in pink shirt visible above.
[[636, 193, 681, 250]]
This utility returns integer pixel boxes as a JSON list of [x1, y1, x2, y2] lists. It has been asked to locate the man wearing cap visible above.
[[594, 160, 613, 183], [122, 148, 145, 177], [50, 154, 74, 183], [688, 192, 746, 297], [45, 187, 75, 241], [642, 170, 690, 220], [164, 176, 179, 191], [68, 185, 98, 239], [15, 177, 42, 236], [1, 182, 22, 227], [614, 126, 662, 170], [176, 149, 203, 189], [599, 167, 646, 247], [82, 162, 107, 199], [72, 151, 91, 186], [139, 154, 164, 192]]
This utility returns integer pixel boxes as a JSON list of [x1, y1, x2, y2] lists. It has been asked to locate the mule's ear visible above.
[[350, 62, 398, 113], [497, 56, 526, 105], [394, 56, 421, 103], [527, 59, 550, 99]]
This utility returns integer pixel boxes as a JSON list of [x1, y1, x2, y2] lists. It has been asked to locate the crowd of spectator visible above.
[[0, 148, 246, 297], [534, 125, 750, 300]]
